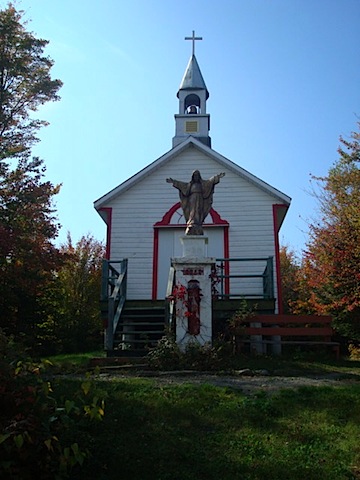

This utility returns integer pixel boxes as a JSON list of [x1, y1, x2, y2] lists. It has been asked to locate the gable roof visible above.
[[94, 136, 291, 209]]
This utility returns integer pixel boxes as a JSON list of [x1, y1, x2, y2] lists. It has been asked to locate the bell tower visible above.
[[172, 31, 211, 148]]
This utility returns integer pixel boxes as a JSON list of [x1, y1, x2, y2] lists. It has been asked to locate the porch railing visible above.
[[101, 259, 128, 351], [215, 257, 274, 299]]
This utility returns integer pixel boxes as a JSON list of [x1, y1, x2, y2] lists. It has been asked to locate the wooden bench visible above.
[[238, 314, 340, 359]]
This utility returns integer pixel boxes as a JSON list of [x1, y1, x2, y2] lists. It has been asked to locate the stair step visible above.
[[109, 349, 149, 358], [110, 300, 166, 355], [116, 339, 159, 345], [116, 331, 164, 335], [124, 306, 165, 310], [119, 321, 165, 326]]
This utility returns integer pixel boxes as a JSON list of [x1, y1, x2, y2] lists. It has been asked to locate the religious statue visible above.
[[166, 170, 225, 235]]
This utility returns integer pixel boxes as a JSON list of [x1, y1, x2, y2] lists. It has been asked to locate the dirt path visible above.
[[96, 370, 360, 395]]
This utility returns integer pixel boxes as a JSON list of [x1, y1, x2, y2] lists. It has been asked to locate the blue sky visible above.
[[7, 0, 360, 254]]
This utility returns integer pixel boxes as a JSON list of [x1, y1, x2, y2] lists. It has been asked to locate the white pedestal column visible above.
[[171, 236, 214, 350]]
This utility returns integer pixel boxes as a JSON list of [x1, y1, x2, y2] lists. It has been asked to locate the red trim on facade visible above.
[[154, 202, 182, 226], [272, 204, 287, 314], [223, 226, 230, 295], [152, 229, 159, 300], [210, 209, 229, 225], [154, 203, 229, 228], [152, 203, 230, 300], [99, 207, 112, 260]]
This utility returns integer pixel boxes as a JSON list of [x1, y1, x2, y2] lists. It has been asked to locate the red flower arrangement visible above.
[[169, 282, 202, 335]]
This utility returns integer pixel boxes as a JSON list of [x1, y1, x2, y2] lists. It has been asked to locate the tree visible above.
[[279, 245, 300, 314], [0, 156, 61, 338], [0, 4, 62, 163], [0, 4, 62, 346], [296, 123, 360, 340], [39, 235, 105, 354]]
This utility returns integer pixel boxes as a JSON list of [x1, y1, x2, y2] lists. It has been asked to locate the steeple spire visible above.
[[172, 31, 211, 148], [178, 55, 209, 99]]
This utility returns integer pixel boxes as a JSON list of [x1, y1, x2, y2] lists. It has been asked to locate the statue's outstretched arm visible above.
[[210, 172, 226, 184]]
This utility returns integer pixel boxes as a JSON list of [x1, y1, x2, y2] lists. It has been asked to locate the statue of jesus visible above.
[[166, 170, 225, 235]]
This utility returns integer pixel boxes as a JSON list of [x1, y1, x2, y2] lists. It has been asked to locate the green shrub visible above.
[[0, 330, 105, 479], [146, 335, 182, 370], [348, 343, 360, 360], [146, 335, 234, 371]]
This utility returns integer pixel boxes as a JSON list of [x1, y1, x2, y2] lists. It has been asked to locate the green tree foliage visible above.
[[279, 245, 301, 314], [0, 331, 105, 479], [0, 3, 62, 163], [0, 4, 62, 346], [0, 157, 61, 339], [297, 123, 360, 340], [40, 235, 105, 354]]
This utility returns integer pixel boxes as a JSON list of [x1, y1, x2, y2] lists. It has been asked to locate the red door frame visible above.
[[152, 202, 229, 300]]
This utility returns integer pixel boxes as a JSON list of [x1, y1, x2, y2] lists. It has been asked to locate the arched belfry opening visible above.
[[185, 94, 201, 114]]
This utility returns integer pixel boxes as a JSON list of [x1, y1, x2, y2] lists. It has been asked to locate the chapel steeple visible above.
[[172, 31, 211, 148]]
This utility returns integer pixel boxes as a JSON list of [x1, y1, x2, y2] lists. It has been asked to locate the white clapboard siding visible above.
[[103, 151, 276, 300], [95, 139, 290, 305]]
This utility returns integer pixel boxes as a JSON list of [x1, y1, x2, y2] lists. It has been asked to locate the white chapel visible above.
[[94, 32, 291, 352]]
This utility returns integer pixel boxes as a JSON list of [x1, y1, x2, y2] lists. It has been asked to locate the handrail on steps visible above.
[[101, 259, 128, 351]]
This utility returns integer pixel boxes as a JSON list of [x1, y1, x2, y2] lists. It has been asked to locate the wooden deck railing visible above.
[[215, 257, 274, 299]]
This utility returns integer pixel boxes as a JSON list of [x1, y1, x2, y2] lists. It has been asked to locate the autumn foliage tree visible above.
[[39, 235, 105, 354], [296, 123, 360, 341], [0, 4, 62, 344], [0, 157, 61, 337]]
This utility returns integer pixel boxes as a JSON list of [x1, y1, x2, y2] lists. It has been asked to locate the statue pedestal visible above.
[[172, 236, 214, 350], [180, 235, 208, 258]]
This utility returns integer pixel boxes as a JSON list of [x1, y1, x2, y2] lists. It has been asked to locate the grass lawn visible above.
[[51, 363, 360, 480], [44, 350, 105, 371]]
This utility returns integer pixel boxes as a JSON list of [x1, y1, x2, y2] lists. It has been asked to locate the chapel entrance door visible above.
[[156, 227, 225, 299]]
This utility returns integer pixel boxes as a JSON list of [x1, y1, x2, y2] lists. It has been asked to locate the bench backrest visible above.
[[251, 315, 332, 325], [243, 315, 334, 338]]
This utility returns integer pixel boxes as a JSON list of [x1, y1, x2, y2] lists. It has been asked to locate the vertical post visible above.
[[101, 260, 110, 350], [219, 259, 225, 298], [263, 257, 274, 299], [266, 256, 281, 354], [268, 256, 274, 299], [101, 259, 109, 302], [106, 296, 114, 352], [250, 319, 266, 355]]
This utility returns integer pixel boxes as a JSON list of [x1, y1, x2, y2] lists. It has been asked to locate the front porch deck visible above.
[[101, 257, 276, 356]]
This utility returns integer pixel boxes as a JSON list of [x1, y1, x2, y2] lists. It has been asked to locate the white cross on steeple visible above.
[[185, 30, 202, 56]]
